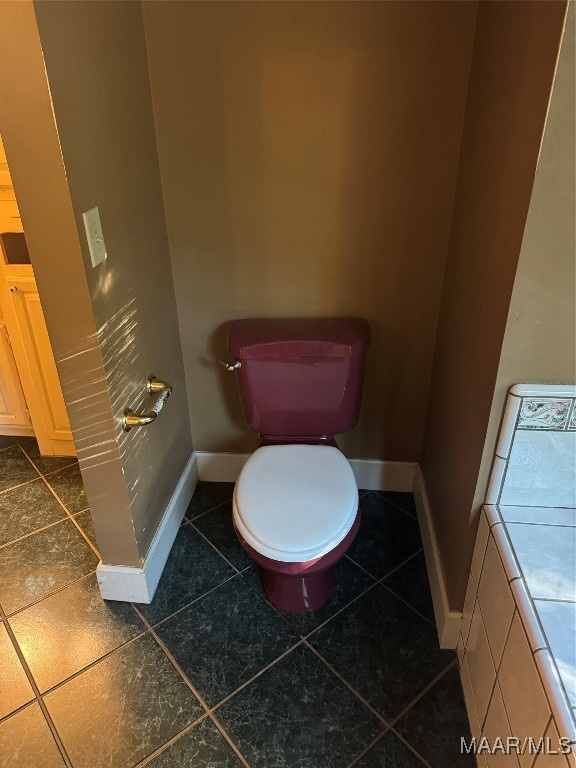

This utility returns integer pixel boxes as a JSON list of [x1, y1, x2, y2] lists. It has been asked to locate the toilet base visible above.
[[261, 564, 336, 612], [235, 509, 361, 613]]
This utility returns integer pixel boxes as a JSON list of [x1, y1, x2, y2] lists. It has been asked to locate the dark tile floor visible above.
[[0, 437, 475, 768]]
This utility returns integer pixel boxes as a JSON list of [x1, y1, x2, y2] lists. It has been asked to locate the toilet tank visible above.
[[228, 318, 370, 438]]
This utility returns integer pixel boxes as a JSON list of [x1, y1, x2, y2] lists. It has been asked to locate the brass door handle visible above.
[[122, 376, 172, 431]]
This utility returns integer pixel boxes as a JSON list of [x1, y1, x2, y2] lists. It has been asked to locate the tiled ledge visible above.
[[458, 504, 576, 767], [458, 384, 576, 766]]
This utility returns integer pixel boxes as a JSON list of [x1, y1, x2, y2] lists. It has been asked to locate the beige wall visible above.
[[420, 1, 567, 609], [31, 0, 192, 559], [143, 1, 478, 460], [476, 2, 576, 512], [0, 1, 139, 565]]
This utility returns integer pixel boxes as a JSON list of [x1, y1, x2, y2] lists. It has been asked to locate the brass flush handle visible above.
[[122, 376, 172, 431]]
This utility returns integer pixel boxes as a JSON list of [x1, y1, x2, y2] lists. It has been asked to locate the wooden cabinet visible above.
[[0, 138, 23, 233], [0, 302, 33, 435], [0, 265, 75, 456]]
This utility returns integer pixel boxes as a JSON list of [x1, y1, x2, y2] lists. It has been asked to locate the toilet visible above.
[[226, 317, 370, 612]]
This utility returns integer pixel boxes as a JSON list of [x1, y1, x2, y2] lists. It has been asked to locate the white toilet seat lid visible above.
[[233, 445, 358, 563]]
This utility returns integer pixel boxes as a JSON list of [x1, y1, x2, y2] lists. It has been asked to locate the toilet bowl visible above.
[[233, 443, 360, 612], [225, 316, 370, 612]]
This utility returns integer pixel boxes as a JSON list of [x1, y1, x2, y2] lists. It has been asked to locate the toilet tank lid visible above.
[[228, 317, 370, 360]]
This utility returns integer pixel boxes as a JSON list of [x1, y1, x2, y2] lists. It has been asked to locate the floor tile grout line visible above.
[[187, 495, 234, 524], [0, 473, 42, 498], [209, 638, 305, 714], [301, 581, 380, 642], [23, 450, 100, 560], [374, 490, 419, 521], [3, 569, 99, 620], [388, 726, 434, 768], [379, 582, 437, 630], [344, 730, 390, 768], [0, 698, 39, 727], [132, 604, 213, 713], [0, 605, 73, 768], [387, 658, 458, 730], [132, 713, 210, 768], [344, 553, 380, 580], [0, 510, 75, 551], [377, 546, 424, 582], [301, 639, 390, 729], [17, 440, 77, 479], [210, 713, 252, 768], [35, 625, 150, 699], [145, 571, 243, 631], [189, 519, 245, 575]]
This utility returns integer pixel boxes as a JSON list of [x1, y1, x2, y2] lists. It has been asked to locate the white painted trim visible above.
[[348, 459, 416, 492], [96, 454, 198, 603], [510, 383, 576, 397], [196, 451, 250, 482], [412, 466, 462, 649], [196, 450, 416, 491]]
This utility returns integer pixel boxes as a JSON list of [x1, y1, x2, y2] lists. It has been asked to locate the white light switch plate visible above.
[[83, 206, 107, 267]]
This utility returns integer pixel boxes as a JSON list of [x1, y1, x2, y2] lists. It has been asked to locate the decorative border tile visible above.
[[569, 402, 576, 431], [517, 399, 572, 430]]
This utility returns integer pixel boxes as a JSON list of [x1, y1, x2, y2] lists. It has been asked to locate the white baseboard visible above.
[[96, 454, 198, 603], [412, 466, 462, 648], [196, 450, 416, 491]]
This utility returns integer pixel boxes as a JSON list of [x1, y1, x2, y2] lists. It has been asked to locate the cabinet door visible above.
[[0, 314, 33, 433], [0, 267, 75, 456]]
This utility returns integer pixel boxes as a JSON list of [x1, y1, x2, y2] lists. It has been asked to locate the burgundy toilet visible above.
[[225, 317, 370, 612]]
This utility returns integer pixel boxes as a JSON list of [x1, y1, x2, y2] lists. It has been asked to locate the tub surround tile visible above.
[[482, 683, 520, 767], [505, 523, 576, 602], [185, 482, 234, 521], [192, 500, 252, 571], [308, 585, 453, 721], [17, 438, 77, 476], [0, 622, 34, 720], [44, 464, 87, 515], [569, 403, 576, 431], [500, 431, 576, 508], [0, 519, 99, 615], [499, 506, 576, 527], [45, 633, 203, 768], [217, 644, 382, 768], [478, 537, 516, 667], [146, 717, 244, 768], [499, 614, 551, 768], [138, 525, 235, 624], [277, 556, 376, 637], [510, 580, 547, 652], [466, 601, 497, 728], [394, 665, 476, 768], [0, 703, 65, 768], [460, 656, 481, 743], [347, 492, 423, 579], [9, 574, 145, 692], [156, 576, 298, 708], [486, 456, 507, 504], [532, 719, 573, 768], [0, 445, 39, 492], [0, 479, 67, 548], [382, 550, 435, 624], [534, 650, 576, 747], [535, 601, 576, 707], [495, 394, 522, 458], [489, 523, 522, 582], [462, 515, 491, 648], [354, 731, 427, 767]]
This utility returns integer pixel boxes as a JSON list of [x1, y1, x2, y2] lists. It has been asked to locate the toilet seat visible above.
[[233, 444, 358, 563]]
